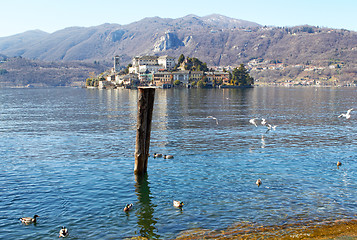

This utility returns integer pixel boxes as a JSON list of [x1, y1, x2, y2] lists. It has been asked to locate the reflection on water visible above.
[[135, 174, 159, 239]]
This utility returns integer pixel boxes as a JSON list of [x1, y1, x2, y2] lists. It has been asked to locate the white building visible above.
[[129, 55, 176, 74], [172, 71, 190, 85], [158, 55, 176, 71]]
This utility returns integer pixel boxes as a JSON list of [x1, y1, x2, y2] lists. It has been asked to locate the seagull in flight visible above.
[[266, 124, 277, 133], [261, 118, 267, 125], [207, 116, 219, 125], [249, 118, 258, 127], [338, 108, 353, 119]]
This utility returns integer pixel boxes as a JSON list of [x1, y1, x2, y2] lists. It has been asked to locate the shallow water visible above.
[[0, 87, 356, 239]]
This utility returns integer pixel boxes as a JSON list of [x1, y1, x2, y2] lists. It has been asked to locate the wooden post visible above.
[[134, 87, 155, 175]]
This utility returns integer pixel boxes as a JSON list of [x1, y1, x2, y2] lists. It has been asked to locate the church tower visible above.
[[114, 55, 120, 72]]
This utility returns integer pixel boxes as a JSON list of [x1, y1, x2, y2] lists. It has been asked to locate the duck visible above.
[[123, 203, 133, 212], [173, 200, 184, 208], [153, 153, 162, 158], [59, 226, 69, 238], [20, 215, 39, 224], [164, 155, 174, 159], [256, 179, 262, 187], [337, 161, 342, 167]]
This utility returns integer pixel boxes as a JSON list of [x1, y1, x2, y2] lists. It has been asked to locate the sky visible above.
[[1, 0, 356, 38]]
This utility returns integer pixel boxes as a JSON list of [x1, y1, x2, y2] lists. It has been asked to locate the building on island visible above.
[[206, 71, 230, 85], [93, 54, 253, 89], [114, 55, 120, 73], [129, 55, 176, 74], [153, 71, 173, 88], [158, 56, 176, 71], [172, 71, 190, 86], [190, 71, 204, 82]]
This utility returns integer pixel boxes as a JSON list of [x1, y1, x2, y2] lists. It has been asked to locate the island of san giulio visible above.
[[86, 54, 254, 89]]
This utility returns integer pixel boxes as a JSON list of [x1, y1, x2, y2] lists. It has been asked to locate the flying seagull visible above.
[[207, 116, 219, 125], [249, 118, 258, 127], [261, 118, 267, 125], [266, 124, 277, 133], [338, 108, 353, 119]]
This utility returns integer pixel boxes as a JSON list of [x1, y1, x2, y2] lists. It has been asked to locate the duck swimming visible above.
[[153, 153, 162, 158], [256, 179, 262, 187], [337, 161, 342, 167], [59, 226, 69, 238], [20, 215, 39, 224], [164, 155, 174, 159], [123, 203, 133, 212], [173, 200, 184, 208]]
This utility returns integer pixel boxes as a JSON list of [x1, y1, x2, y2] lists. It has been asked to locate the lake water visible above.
[[0, 87, 356, 239]]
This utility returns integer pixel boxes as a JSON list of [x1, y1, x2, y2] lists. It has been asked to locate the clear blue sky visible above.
[[1, 0, 356, 37]]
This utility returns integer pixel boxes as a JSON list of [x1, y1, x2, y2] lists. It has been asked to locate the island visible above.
[[86, 54, 254, 89]]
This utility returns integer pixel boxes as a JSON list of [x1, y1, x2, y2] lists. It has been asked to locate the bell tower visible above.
[[114, 55, 120, 72]]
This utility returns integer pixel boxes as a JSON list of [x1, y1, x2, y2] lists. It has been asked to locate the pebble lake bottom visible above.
[[0, 86, 356, 239]]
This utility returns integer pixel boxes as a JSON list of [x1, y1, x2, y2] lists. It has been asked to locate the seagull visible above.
[[249, 118, 258, 127], [261, 118, 267, 125], [338, 108, 353, 119], [207, 116, 218, 125], [266, 124, 277, 133]]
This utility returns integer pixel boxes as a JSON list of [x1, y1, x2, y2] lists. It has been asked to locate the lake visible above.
[[0, 87, 356, 239]]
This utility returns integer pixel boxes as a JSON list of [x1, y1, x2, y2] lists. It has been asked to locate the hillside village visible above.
[[247, 58, 356, 87], [87, 55, 253, 89]]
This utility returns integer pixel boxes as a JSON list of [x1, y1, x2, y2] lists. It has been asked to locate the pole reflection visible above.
[[134, 174, 160, 239]]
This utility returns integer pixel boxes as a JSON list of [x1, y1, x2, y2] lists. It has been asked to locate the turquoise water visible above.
[[0, 87, 356, 239]]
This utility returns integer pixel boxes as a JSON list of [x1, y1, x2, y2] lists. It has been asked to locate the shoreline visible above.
[[172, 218, 357, 240]]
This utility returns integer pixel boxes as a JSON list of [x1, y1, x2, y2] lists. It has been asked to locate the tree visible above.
[[174, 80, 181, 86], [197, 80, 204, 88], [125, 63, 132, 74], [230, 64, 254, 86], [178, 54, 185, 65], [86, 78, 92, 86], [184, 57, 208, 72]]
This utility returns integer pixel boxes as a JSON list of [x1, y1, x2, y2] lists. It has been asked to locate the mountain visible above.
[[0, 57, 107, 88], [0, 14, 355, 68], [0, 30, 49, 56], [0, 14, 262, 63], [0, 14, 356, 87]]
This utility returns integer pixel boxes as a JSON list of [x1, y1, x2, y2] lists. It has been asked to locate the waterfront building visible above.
[[206, 71, 230, 84], [153, 71, 173, 87], [172, 70, 190, 86], [190, 71, 204, 82], [139, 72, 154, 85], [122, 73, 140, 87]]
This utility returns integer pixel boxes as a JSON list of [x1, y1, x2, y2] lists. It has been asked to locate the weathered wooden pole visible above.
[[134, 87, 155, 175]]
